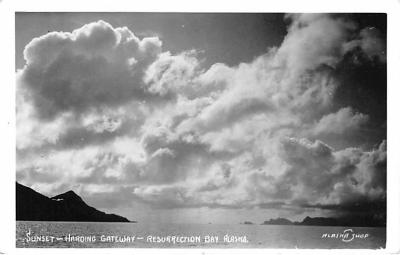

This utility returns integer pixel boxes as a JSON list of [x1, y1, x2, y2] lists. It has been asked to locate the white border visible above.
[[1, 0, 399, 254]]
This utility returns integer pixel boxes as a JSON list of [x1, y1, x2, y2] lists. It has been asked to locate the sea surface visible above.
[[16, 221, 385, 249]]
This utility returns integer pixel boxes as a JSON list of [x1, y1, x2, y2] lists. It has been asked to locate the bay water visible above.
[[16, 221, 385, 249]]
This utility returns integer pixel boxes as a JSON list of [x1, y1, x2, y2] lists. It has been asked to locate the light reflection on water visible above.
[[16, 221, 385, 249]]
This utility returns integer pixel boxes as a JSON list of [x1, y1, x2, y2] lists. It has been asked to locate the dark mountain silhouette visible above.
[[298, 216, 339, 226], [262, 217, 293, 225], [16, 182, 131, 222], [262, 215, 385, 227]]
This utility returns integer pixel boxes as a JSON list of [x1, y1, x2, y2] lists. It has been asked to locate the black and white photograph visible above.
[[9, 5, 395, 252]]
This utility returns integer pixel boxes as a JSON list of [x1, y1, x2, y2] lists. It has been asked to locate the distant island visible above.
[[16, 182, 133, 223], [262, 217, 293, 225], [262, 215, 385, 227]]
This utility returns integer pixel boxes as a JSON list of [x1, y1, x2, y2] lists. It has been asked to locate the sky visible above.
[[15, 13, 386, 224]]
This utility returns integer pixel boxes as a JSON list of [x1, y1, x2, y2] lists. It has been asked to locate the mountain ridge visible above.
[[16, 182, 132, 223], [262, 215, 385, 227]]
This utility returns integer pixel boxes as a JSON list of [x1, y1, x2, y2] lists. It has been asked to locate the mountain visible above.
[[16, 182, 131, 222], [300, 216, 338, 226], [262, 215, 385, 227], [262, 217, 293, 225]]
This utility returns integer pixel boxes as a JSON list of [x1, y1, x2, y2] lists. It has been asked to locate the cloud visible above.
[[18, 20, 162, 120], [358, 27, 386, 62], [312, 107, 369, 135], [127, 138, 386, 215], [172, 13, 359, 137], [144, 50, 201, 97], [343, 26, 386, 63], [276, 14, 356, 77], [276, 138, 386, 206], [16, 15, 386, 218]]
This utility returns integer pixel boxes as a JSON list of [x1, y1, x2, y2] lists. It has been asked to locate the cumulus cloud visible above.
[[312, 107, 369, 135], [18, 20, 162, 120], [124, 137, 386, 214], [144, 50, 201, 96], [277, 138, 386, 206], [277, 14, 356, 77], [16, 14, 386, 219]]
